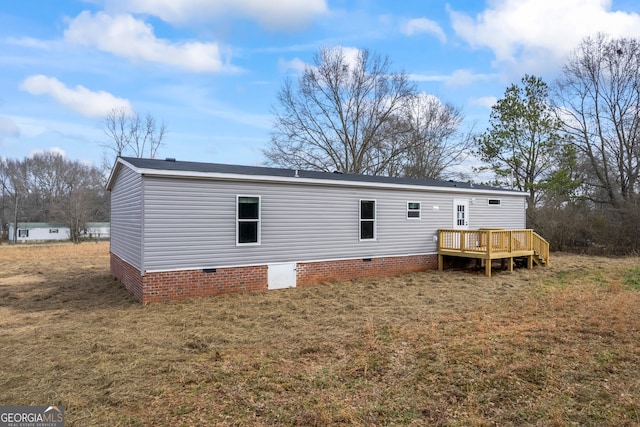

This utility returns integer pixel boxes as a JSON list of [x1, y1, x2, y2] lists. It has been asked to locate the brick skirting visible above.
[[111, 252, 438, 304], [296, 254, 437, 286]]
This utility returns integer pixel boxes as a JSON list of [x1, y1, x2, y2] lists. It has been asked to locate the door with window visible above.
[[453, 198, 470, 249], [453, 199, 469, 230]]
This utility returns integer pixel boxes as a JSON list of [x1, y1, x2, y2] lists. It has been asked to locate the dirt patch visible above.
[[1, 244, 639, 426]]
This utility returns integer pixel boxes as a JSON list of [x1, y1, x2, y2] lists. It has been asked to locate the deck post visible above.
[[485, 258, 492, 277], [438, 254, 444, 271]]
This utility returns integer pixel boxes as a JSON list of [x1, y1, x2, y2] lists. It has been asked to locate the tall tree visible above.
[[553, 33, 640, 208], [266, 47, 418, 175], [475, 75, 571, 207], [394, 94, 470, 179], [102, 107, 167, 169]]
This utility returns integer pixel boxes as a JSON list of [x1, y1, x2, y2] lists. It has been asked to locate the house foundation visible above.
[[111, 252, 438, 304]]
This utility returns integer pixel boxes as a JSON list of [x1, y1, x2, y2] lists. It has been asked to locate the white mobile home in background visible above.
[[8, 222, 110, 243], [8, 222, 70, 242]]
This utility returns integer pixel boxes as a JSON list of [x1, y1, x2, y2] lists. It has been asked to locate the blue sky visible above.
[[1, 0, 640, 171]]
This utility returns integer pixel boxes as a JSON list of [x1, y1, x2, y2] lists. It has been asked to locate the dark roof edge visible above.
[[109, 156, 524, 194]]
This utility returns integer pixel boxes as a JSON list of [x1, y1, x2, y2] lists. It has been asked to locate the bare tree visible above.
[[394, 94, 470, 179], [102, 107, 167, 169], [265, 47, 417, 175], [554, 34, 640, 208]]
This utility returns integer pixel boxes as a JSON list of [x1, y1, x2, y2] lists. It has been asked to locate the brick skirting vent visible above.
[[111, 252, 437, 304]]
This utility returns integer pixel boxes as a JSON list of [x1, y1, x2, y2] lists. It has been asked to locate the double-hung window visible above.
[[407, 202, 421, 219], [237, 196, 261, 245], [359, 200, 376, 240]]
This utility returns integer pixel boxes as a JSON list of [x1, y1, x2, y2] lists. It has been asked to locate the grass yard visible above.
[[1, 242, 640, 426]]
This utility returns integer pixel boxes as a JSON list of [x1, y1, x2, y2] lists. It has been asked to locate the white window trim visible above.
[[359, 199, 376, 241], [236, 195, 261, 246], [488, 198, 502, 206], [407, 201, 421, 220]]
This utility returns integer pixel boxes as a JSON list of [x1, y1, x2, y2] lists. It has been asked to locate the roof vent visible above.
[[294, 169, 299, 178], [333, 170, 343, 174], [165, 157, 176, 162]]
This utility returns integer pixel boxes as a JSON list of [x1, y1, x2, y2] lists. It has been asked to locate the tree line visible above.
[[266, 34, 640, 254], [0, 152, 109, 243], [2, 33, 638, 252]]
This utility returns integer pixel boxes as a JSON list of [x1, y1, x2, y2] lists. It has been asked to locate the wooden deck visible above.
[[438, 229, 550, 277]]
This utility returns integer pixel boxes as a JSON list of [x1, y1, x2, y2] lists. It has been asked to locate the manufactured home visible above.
[[8, 222, 70, 242], [107, 157, 539, 304], [7, 222, 110, 243]]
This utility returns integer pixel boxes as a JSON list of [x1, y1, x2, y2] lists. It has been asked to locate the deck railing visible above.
[[438, 228, 549, 265]]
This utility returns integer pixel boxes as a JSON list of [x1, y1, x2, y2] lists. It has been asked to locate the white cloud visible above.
[[445, 69, 498, 87], [279, 46, 361, 75], [408, 73, 450, 82], [409, 70, 497, 87], [278, 57, 308, 73], [401, 18, 447, 43], [28, 147, 66, 158], [469, 96, 498, 109], [105, 0, 328, 30], [0, 116, 20, 140], [19, 75, 133, 118], [64, 11, 233, 73], [340, 46, 362, 71], [449, 0, 640, 71]]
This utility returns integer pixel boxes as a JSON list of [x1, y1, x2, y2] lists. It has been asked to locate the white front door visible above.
[[268, 263, 297, 290], [453, 199, 469, 230]]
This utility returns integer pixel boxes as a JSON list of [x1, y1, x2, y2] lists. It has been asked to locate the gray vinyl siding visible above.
[[140, 175, 527, 272], [468, 195, 526, 229], [110, 166, 143, 271]]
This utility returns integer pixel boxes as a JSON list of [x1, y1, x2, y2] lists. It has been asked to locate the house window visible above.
[[488, 199, 502, 206], [360, 200, 376, 240], [18, 229, 29, 238], [237, 196, 261, 245], [407, 202, 421, 219], [49, 228, 59, 233]]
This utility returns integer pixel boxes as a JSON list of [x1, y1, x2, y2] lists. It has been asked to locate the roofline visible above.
[[107, 157, 527, 196]]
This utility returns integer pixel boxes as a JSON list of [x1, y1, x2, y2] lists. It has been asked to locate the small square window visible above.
[[407, 202, 421, 219]]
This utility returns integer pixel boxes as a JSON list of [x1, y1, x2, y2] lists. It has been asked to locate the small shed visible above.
[[107, 157, 530, 303]]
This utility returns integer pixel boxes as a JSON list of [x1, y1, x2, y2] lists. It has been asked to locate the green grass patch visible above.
[[623, 267, 640, 290]]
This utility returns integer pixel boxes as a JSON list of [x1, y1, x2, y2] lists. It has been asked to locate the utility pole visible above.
[[13, 192, 18, 244]]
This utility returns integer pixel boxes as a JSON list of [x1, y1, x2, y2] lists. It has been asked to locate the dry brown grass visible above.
[[1, 243, 640, 426]]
